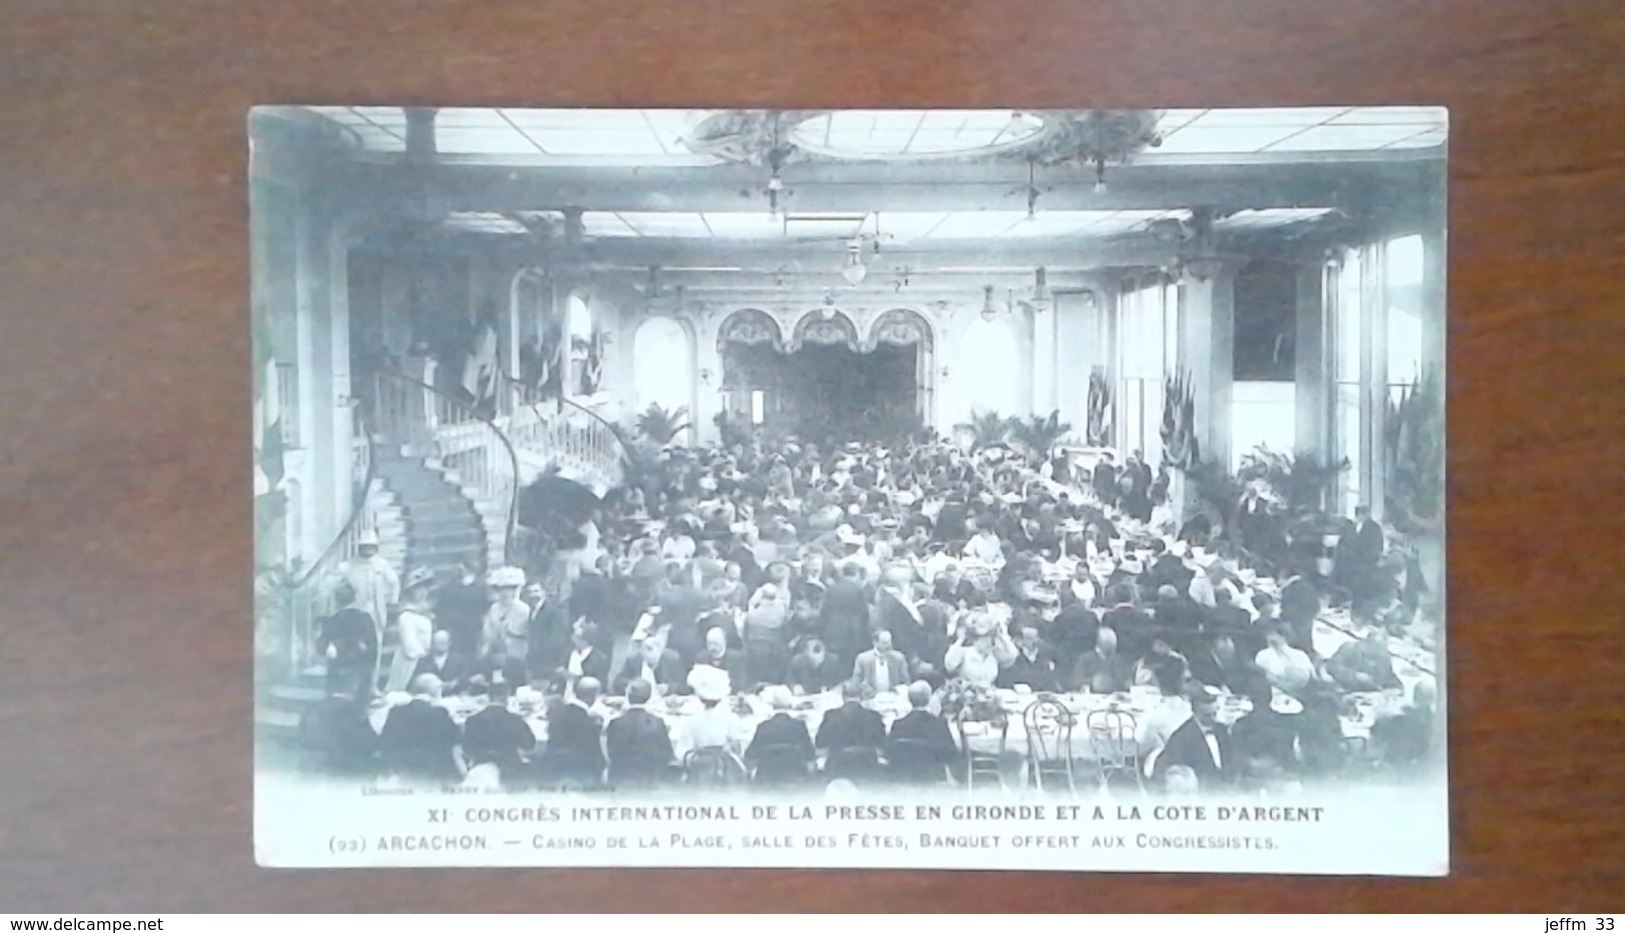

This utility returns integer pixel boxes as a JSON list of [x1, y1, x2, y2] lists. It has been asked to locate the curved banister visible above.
[[259, 407, 378, 677], [498, 370, 636, 479], [372, 366, 523, 567], [290, 409, 378, 592]]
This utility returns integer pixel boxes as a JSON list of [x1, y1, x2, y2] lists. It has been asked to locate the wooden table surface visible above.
[[0, 0, 1621, 913]]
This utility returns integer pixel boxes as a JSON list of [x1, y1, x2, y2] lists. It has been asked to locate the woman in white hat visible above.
[[481, 566, 531, 667], [385, 566, 437, 693]]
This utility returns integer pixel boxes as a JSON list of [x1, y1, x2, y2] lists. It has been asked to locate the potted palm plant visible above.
[[1011, 410, 1073, 459]]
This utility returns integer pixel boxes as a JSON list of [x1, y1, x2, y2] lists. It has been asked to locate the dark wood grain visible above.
[[0, 0, 1621, 913]]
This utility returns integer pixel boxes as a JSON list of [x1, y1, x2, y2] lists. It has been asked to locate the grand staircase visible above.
[[375, 446, 492, 582], [256, 366, 632, 751]]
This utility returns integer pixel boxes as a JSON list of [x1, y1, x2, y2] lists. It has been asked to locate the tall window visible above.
[[1328, 233, 1432, 517], [1332, 248, 1365, 513], [1385, 234, 1426, 398], [1116, 279, 1179, 465]]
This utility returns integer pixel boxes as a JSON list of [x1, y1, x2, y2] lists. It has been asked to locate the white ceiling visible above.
[[1153, 107, 1445, 154], [790, 110, 1047, 157], [562, 208, 1333, 242], [303, 106, 1446, 163]]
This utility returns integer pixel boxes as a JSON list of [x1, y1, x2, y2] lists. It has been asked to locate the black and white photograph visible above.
[[251, 106, 1448, 873]]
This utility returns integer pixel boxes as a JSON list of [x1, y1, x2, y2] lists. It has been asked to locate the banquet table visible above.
[[364, 604, 1434, 772]]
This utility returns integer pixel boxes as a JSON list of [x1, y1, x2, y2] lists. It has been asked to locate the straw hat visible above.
[[689, 665, 731, 702]]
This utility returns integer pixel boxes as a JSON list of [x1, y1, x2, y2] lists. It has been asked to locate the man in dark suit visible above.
[[412, 629, 475, 695], [787, 637, 847, 695], [1091, 453, 1118, 507], [1151, 584, 1205, 653], [1100, 586, 1156, 659], [317, 582, 378, 700], [563, 619, 612, 689], [745, 686, 816, 780], [541, 676, 606, 785], [433, 563, 488, 658], [1337, 505, 1387, 606], [604, 678, 674, 788], [1152, 687, 1234, 790], [1067, 625, 1133, 694], [612, 634, 686, 696], [872, 575, 928, 667], [886, 682, 958, 779], [820, 563, 872, 671], [998, 620, 1061, 692], [460, 680, 537, 784], [377, 674, 464, 785], [815, 694, 887, 755], [1187, 631, 1254, 694], [690, 625, 749, 694]]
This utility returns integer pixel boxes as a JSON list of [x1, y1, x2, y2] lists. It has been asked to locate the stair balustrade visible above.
[[500, 372, 629, 492], [257, 408, 378, 681], [370, 367, 522, 567]]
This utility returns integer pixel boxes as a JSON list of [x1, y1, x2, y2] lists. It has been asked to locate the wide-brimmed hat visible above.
[[487, 566, 526, 588], [836, 524, 865, 546], [356, 529, 380, 547], [689, 665, 730, 702]]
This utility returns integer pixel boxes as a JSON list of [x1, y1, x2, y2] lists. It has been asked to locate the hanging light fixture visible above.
[[1034, 266, 1049, 302], [981, 285, 999, 322], [840, 241, 868, 285]]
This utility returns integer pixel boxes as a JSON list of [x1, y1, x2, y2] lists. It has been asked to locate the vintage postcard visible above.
[[252, 106, 1448, 874]]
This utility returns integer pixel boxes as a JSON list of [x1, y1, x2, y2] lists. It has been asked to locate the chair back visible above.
[[1086, 707, 1139, 771], [886, 737, 949, 785], [952, 710, 1008, 791], [823, 745, 883, 784], [683, 746, 748, 787], [540, 748, 603, 788], [1021, 696, 1075, 764], [751, 744, 813, 785]]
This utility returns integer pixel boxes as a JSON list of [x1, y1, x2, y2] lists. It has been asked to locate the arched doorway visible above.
[[716, 308, 784, 431], [865, 308, 936, 427], [632, 315, 695, 442]]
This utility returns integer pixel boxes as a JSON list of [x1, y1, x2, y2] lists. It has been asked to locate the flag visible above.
[[252, 308, 286, 494]]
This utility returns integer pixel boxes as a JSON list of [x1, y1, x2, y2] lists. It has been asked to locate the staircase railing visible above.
[[370, 366, 522, 568], [257, 407, 378, 681], [499, 371, 631, 489]]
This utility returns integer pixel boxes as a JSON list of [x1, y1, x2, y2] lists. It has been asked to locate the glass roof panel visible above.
[[581, 213, 638, 237], [699, 213, 788, 238], [793, 110, 1044, 157], [1264, 124, 1421, 151], [1155, 125, 1304, 153], [436, 127, 540, 155], [918, 211, 1030, 238]]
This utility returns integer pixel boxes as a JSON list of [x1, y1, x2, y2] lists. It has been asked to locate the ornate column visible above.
[[1181, 264, 1238, 472], [1294, 253, 1328, 456]]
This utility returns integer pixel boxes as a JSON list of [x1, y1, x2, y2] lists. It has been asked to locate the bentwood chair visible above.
[[1022, 696, 1077, 794], [683, 746, 748, 788], [750, 744, 815, 787], [952, 710, 1008, 794], [885, 737, 952, 786], [823, 745, 885, 786], [1085, 707, 1142, 792]]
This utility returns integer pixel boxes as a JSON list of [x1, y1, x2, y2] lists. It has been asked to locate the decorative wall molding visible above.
[[715, 307, 784, 352]]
